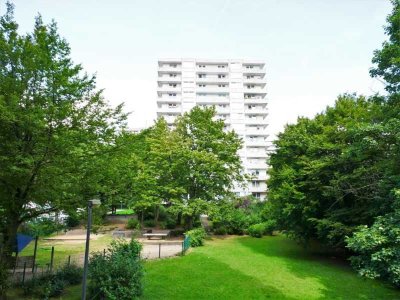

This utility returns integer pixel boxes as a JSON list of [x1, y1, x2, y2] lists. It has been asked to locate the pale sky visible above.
[[3, 0, 392, 139]]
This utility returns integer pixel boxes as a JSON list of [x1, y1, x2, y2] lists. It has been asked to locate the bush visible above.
[[263, 220, 277, 235], [23, 274, 66, 299], [143, 219, 156, 228], [346, 207, 400, 287], [66, 213, 80, 228], [88, 239, 143, 299], [213, 226, 227, 235], [248, 223, 266, 238], [56, 263, 83, 285], [126, 218, 140, 230], [21, 264, 82, 299], [186, 227, 207, 247], [165, 218, 177, 229]]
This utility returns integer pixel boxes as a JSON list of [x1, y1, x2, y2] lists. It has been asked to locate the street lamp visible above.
[[81, 199, 101, 300]]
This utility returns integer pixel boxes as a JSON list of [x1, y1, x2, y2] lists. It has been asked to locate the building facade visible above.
[[156, 58, 268, 200]]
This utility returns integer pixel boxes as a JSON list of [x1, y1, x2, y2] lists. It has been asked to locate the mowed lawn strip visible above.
[[142, 235, 400, 300]]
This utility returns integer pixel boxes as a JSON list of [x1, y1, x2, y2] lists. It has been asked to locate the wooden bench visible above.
[[142, 233, 169, 240]]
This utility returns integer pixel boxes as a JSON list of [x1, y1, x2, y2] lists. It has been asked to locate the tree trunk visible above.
[[154, 205, 160, 225], [176, 212, 182, 227], [140, 210, 144, 226]]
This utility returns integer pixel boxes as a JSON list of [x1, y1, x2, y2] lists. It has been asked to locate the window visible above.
[[218, 74, 226, 78], [217, 65, 226, 68], [170, 64, 177, 68], [218, 84, 226, 87], [198, 84, 206, 87], [252, 193, 261, 198], [168, 83, 177, 87], [246, 65, 254, 69], [252, 181, 260, 187], [247, 85, 255, 89], [168, 93, 177, 97], [169, 73, 177, 77], [168, 103, 177, 108], [198, 64, 206, 68]]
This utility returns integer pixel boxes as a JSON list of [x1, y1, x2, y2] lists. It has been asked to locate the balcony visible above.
[[158, 77, 181, 83], [243, 78, 266, 85], [242, 67, 266, 75], [245, 129, 268, 136], [196, 77, 229, 84], [245, 108, 267, 115], [158, 66, 182, 74], [157, 107, 181, 114], [246, 151, 267, 158], [157, 86, 181, 94], [245, 98, 268, 104], [157, 97, 182, 103], [244, 89, 267, 95], [246, 139, 268, 147], [245, 118, 268, 125], [197, 86, 229, 93], [196, 67, 229, 74]]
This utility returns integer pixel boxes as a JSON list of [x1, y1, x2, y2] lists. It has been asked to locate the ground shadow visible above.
[[236, 235, 400, 300]]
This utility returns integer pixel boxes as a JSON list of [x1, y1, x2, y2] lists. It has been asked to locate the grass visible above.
[[11, 235, 400, 299], [142, 235, 400, 299], [18, 234, 113, 267]]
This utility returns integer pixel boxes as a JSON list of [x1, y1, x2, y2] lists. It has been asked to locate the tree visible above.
[[174, 106, 245, 227], [267, 94, 398, 248], [370, 0, 400, 93], [0, 2, 126, 274]]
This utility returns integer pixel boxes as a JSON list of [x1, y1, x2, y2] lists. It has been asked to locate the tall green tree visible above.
[[0, 2, 126, 272], [174, 106, 245, 227]]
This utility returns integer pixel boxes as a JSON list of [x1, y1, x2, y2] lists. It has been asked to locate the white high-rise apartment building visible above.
[[157, 59, 268, 200]]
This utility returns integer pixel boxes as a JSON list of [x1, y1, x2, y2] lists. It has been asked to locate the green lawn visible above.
[[142, 235, 399, 300], [11, 235, 400, 299]]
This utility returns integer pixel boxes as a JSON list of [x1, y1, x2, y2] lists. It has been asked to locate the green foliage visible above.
[[263, 220, 277, 235], [346, 197, 400, 287], [248, 223, 266, 238], [22, 264, 82, 299], [88, 239, 143, 300], [210, 196, 263, 235], [126, 218, 140, 230], [143, 219, 156, 228], [65, 213, 80, 228], [213, 226, 228, 235], [370, 0, 400, 93], [267, 94, 400, 247], [20, 218, 65, 237], [56, 263, 83, 285], [186, 227, 207, 247], [0, 2, 126, 283]]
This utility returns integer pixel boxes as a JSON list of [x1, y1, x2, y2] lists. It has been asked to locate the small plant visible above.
[[214, 226, 227, 235], [88, 239, 143, 300], [126, 218, 140, 230], [185, 227, 207, 247], [248, 223, 266, 238], [56, 263, 83, 285], [165, 218, 177, 229], [143, 219, 156, 228], [263, 220, 277, 236]]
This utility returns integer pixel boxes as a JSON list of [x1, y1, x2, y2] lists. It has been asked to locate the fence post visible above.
[[182, 241, 184, 255], [103, 249, 106, 257], [68, 255, 71, 267], [32, 236, 38, 273], [22, 262, 27, 284], [158, 243, 161, 258], [50, 246, 54, 273]]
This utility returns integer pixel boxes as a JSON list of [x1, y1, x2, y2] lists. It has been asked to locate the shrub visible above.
[[263, 220, 277, 235], [186, 227, 207, 247], [21, 264, 82, 298], [126, 218, 140, 230], [165, 218, 177, 229], [56, 263, 83, 285], [248, 223, 266, 238], [346, 207, 400, 287], [66, 213, 80, 228], [213, 226, 227, 235], [143, 219, 156, 228], [23, 274, 66, 299], [88, 239, 143, 300]]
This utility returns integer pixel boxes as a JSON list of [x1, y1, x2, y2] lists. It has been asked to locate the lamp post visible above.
[[81, 199, 101, 300]]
